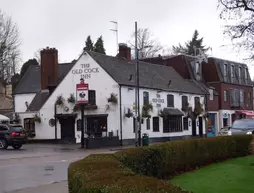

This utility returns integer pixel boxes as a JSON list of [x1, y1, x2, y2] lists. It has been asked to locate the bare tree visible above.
[[0, 10, 21, 82], [129, 28, 163, 59], [33, 48, 42, 64], [218, 0, 254, 60]]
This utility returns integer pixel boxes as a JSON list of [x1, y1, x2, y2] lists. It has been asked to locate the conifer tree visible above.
[[173, 30, 209, 56], [94, 36, 106, 54], [84, 35, 94, 51]]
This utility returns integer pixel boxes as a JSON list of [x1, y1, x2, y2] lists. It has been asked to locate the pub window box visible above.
[[84, 104, 98, 110]]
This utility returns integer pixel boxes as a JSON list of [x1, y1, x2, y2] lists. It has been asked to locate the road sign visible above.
[[76, 82, 89, 104]]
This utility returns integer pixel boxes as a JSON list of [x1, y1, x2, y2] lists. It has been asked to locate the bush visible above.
[[116, 135, 253, 179], [68, 154, 190, 193]]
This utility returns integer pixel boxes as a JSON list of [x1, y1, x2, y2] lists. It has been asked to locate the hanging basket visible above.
[[125, 108, 133, 118], [33, 114, 41, 123], [55, 95, 65, 106], [107, 93, 118, 104], [67, 93, 76, 104], [141, 103, 153, 118]]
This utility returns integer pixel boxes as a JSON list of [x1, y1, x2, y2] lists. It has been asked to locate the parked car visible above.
[[219, 119, 254, 136], [0, 124, 27, 149]]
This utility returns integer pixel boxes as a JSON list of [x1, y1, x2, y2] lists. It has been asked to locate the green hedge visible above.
[[68, 154, 190, 193], [68, 135, 252, 192], [116, 135, 253, 179]]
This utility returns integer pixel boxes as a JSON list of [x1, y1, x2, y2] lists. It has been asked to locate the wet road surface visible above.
[[0, 144, 115, 193]]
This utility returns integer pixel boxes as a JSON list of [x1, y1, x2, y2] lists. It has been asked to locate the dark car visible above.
[[0, 124, 27, 149]]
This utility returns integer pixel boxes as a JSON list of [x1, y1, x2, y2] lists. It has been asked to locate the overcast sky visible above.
[[1, 0, 253, 76]]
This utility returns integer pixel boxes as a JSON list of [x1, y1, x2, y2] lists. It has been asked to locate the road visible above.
[[0, 144, 116, 193]]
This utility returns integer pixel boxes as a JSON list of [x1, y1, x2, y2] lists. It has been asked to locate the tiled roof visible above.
[[88, 51, 205, 95], [13, 63, 74, 94], [27, 91, 50, 112]]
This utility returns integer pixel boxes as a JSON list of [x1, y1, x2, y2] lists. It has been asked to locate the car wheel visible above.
[[12, 144, 22, 150], [0, 139, 8, 149]]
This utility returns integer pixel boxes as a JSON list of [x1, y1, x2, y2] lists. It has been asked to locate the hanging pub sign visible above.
[[76, 79, 89, 104]]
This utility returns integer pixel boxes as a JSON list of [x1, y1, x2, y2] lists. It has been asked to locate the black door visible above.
[[198, 117, 203, 137], [192, 120, 197, 136], [60, 117, 75, 143]]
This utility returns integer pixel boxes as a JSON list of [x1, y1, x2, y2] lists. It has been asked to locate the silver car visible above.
[[229, 119, 254, 135]]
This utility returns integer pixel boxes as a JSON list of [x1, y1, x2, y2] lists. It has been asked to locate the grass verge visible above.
[[171, 155, 254, 193]]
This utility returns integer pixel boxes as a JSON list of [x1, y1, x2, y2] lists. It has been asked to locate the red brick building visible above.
[[142, 54, 253, 135]]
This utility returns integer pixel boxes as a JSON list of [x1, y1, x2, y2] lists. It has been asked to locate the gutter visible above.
[[119, 85, 123, 146]]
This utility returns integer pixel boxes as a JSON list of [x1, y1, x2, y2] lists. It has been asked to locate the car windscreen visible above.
[[232, 120, 254, 130], [10, 126, 24, 132]]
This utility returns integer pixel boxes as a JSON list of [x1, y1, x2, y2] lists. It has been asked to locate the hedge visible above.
[[68, 135, 252, 192], [68, 154, 190, 193], [116, 135, 253, 179]]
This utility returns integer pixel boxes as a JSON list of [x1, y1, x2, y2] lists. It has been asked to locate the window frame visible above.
[[209, 89, 214, 100], [181, 95, 188, 109], [146, 118, 150, 130], [183, 117, 188, 130], [224, 90, 227, 102], [167, 94, 174, 107], [153, 117, 159, 132], [88, 90, 96, 105], [143, 91, 149, 106], [223, 64, 228, 81]]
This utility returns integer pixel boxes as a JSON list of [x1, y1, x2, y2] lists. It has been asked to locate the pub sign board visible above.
[[76, 82, 89, 104]]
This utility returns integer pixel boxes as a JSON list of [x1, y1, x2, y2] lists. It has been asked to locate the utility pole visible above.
[[110, 21, 118, 55], [80, 104, 85, 148], [134, 21, 139, 147]]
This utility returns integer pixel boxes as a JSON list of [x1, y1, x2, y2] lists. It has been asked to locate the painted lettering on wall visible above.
[[152, 94, 164, 108], [71, 63, 99, 79]]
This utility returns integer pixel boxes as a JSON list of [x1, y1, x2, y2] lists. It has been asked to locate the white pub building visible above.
[[13, 44, 207, 148]]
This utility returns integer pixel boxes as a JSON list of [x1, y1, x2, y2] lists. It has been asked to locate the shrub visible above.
[[116, 135, 253, 179], [68, 154, 190, 193]]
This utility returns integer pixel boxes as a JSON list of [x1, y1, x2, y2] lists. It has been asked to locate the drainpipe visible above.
[[119, 85, 123, 146], [54, 103, 57, 141]]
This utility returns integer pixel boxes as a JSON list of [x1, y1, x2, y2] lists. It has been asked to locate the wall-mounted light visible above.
[[128, 87, 134, 91]]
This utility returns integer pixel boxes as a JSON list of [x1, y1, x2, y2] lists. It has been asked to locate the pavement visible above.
[[0, 144, 118, 193]]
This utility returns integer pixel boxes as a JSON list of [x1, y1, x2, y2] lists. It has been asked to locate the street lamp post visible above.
[[134, 21, 139, 147]]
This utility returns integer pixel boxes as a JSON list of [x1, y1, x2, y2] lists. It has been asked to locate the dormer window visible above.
[[209, 89, 214, 100], [195, 62, 200, 75], [244, 68, 248, 83], [239, 67, 242, 84], [223, 64, 228, 82], [231, 65, 234, 83]]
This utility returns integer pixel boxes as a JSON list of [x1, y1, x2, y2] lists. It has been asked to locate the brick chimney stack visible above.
[[40, 47, 59, 90], [118, 43, 131, 62]]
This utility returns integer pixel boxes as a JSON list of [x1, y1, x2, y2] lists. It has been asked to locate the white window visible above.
[[231, 65, 234, 82], [195, 62, 200, 75], [223, 64, 227, 81], [224, 90, 227, 102], [239, 67, 242, 83], [209, 89, 214, 100], [244, 68, 248, 83]]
